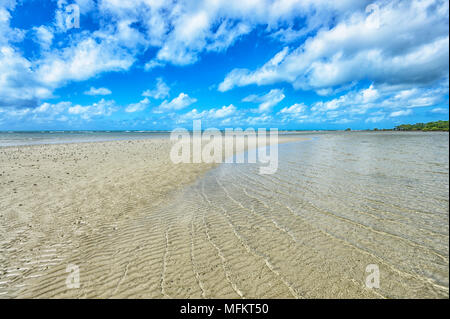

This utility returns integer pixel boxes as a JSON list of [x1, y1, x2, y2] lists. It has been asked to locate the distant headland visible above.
[[392, 120, 449, 131], [345, 120, 449, 132]]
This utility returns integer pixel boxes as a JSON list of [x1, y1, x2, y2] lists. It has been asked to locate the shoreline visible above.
[[0, 136, 307, 298], [0, 138, 212, 297], [1, 130, 448, 149], [1, 134, 447, 298]]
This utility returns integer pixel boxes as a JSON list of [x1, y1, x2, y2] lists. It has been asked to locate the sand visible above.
[[2, 135, 446, 299], [0, 136, 307, 298]]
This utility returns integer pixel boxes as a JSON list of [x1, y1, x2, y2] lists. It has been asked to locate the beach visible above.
[[0, 132, 448, 298], [0, 139, 213, 297]]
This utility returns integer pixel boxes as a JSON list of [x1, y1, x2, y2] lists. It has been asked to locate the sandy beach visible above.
[[0, 136, 308, 298], [0, 139, 211, 297], [1, 133, 448, 299]]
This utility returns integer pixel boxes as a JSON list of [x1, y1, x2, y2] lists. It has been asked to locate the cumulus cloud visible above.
[[0, 98, 117, 124], [33, 25, 54, 50], [210, 104, 237, 119], [277, 103, 308, 122], [179, 104, 236, 120], [36, 37, 135, 87], [67, 99, 117, 120], [390, 109, 413, 117], [84, 87, 112, 96], [245, 114, 273, 125], [365, 114, 386, 123], [97, 0, 367, 67], [219, 47, 290, 92], [125, 98, 150, 113], [279, 103, 307, 114], [219, 0, 449, 93], [33, 101, 70, 114], [242, 89, 285, 112], [144, 59, 165, 71], [1, 0, 448, 128], [176, 104, 239, 125], [155, 93, 197, 113], [276, 80, 448, 125], [308, 82, 448, 122], [0, 2, 50, 108], [0, 0, 140, 109], [142, 78, 170, 99], [0, 46, 52, 108], [431, 107, 449, 114]]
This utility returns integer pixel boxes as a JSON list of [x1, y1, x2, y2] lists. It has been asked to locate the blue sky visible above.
[[0, 0, 448, 130]]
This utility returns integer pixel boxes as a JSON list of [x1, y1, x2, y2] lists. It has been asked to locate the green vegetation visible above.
[[394, 120, 449, 131]]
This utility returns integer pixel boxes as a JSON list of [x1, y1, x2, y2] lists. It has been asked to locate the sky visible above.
[[0, 0, 448, 131]]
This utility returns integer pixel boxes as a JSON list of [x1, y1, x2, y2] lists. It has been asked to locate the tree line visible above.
[[393, 120, 449, 131]]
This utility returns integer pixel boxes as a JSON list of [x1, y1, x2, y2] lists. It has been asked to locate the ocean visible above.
[[0, 131, 171, 147], [170, 131, 449, 297]]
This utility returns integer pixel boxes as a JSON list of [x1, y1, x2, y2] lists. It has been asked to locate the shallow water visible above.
[[2, 131, 448, 298], [0, 131, 170, 147], [181, 131, 449, 297]]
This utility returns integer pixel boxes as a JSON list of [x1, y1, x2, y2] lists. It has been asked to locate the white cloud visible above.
[[1, 0, 448, 129], [178, 108, 207, 121], [0, 0, 141, 109], [219, 0, 449, 93], [276, 80, 448, 125], [84, 87, 112, 96], [245, 114, 273, 125], [0, 98, 117, 124], [0, 30, 137, 109], [176, 104, 239, 125], [389, 109, 413, 117], [365, 115, 385, 123], [361, 84, 379, 103], [209, 104, 237, 119], [309, 82, 447, 123], [279, 103, 307, 115], [277, 103, 308, 122], [155, 93, 197, 112], [33, 25, 54, 49], [142, 78, 170, 99], [0, 46, 52, 108], [0, 1, 25, 46], [431, 107, 449, 114], [36, 37, 134, 87], [219, 47, 290, 92], [33, 101, 70, 115], [242, 89, 285, 112], [333, 118, 352, 124], [67, 105, 88, 115], [144, 59, 165, 71], [67, 99, 117, 120], [206, 21, 251, 52], [98, 0, 367, 67], [125, 98, 150, 113]]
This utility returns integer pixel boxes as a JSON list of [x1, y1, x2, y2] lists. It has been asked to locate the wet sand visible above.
[[0, 133, 448, 299], [0, 136, 307, 298]]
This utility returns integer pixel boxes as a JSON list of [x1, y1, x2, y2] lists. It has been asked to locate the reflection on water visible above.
[[190, 131, 449, 298]]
